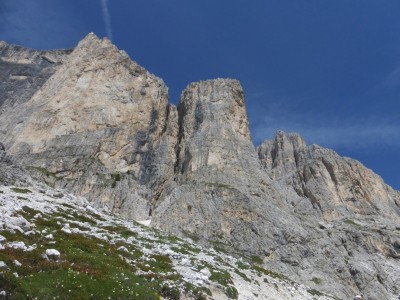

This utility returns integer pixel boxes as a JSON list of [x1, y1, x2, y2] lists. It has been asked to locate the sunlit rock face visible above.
[[0, 33, 178, 220], [1, 34, 399, 300], [258, 130, 400, 221]]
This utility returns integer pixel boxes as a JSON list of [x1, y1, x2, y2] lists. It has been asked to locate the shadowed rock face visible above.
[[0, 41, 72, 115], [0, 35, 399, 300]]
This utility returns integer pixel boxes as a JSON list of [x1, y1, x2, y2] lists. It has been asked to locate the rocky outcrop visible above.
[[258, 131, 400, 300], [152, 79, 308, 260], [0, 33, 178, 219], [258, 131, 400, 221], [1, 35, 399, 300], [0, 142, 33, 186]]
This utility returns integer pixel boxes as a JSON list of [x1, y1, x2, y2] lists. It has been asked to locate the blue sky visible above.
[[1, 0, 399, 190]]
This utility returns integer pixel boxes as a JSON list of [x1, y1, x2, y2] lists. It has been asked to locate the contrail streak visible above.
[[100, 0, 113, 41]]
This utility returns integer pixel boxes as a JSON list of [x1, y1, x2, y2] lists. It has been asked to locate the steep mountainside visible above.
[[0, 33, 177, 220], [0, 34, 399, 300]]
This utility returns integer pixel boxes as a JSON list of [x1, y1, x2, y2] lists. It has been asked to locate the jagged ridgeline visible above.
[[0, 33, 399, 300]]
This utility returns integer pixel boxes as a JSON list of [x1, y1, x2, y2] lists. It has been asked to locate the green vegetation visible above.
[[111, 173, 121, 188], [102, 225, 138, 238], [27, 166, 58, 178], [0, 212, 184, 300], [225, 286, 239, 299], [11, 187, 32, 194], [253, 265, 288, 281], [251, 255, 263, 264], [205, 182, 234, 189], [159, 284, 180, 300], [311, 277, 322, 284], [308, 288, 324, 296], [183, 230, 200, 242], [344, 219, 359, 226]]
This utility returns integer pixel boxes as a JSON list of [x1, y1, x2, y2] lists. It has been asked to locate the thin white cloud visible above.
[[100, 0, 113, 41], [247, 95, 400, 151], [381, 63, 400, 89]]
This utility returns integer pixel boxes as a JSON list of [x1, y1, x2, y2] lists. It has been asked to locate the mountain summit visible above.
[[0, 34, 399, 300]]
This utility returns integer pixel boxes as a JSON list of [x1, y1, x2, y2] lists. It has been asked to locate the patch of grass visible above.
[[236, 260, 250, 270], [253, 265, 288, 281], [87, 211, 106, 222], [308, 288, 324, 296], [183, 282, 212, 300], [209, 269, 233, 287], [183, 230, 200, 242], [70, 211, 97, 225], [344, 219, 359, 226], [11, 187, 31, 194], [205, 182, 234, 189], [251, 255, 263, 264], [102, 225, 138, 238], [27, 166, 57, 178], [35, 217, 62, 230], [225, 286, 239, 299], [0, 228, 166, 299], [159, 284, 180, 300], [311, 277, 322, 284], [60, 203, 76, 209], [111, 173, 121, 188], [20, 206, 41, 219], [17, 196, 28, 200], [234, 267, 251, 282]]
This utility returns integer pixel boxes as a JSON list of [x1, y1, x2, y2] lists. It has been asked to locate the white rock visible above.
[[46, 249, 60, 257], [181, 258, 191, 266], [0, 235, 6, 243], [199, 267, 211, 278], [117, 246, 129, 252], [0, 291, 6, 297], [45, 234, 54, 239], [61, 227, 71, 234], [0, 261, 8, 270], [14, 260, 22, 267], [8, 241, 26, 250], [13, 272, 18, 278], [137, 219, 151, 226]]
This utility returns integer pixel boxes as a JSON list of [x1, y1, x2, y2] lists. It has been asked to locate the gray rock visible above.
[[0, 41, 71, 114], [0, 261, 8, 270], [1, 35, 399, 300], [0, 33, 178, 219]]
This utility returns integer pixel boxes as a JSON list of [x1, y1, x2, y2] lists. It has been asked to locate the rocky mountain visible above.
[[0, 34, 399, 299], [1, 171, 338, 299]]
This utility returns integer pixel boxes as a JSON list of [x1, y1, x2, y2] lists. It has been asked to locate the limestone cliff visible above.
[[258, 131, 400, 221], [0, 33, 178, 220], [152, 80, 306, 259], [0, 35, 399, 300], [258, 131, 400, 299]]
